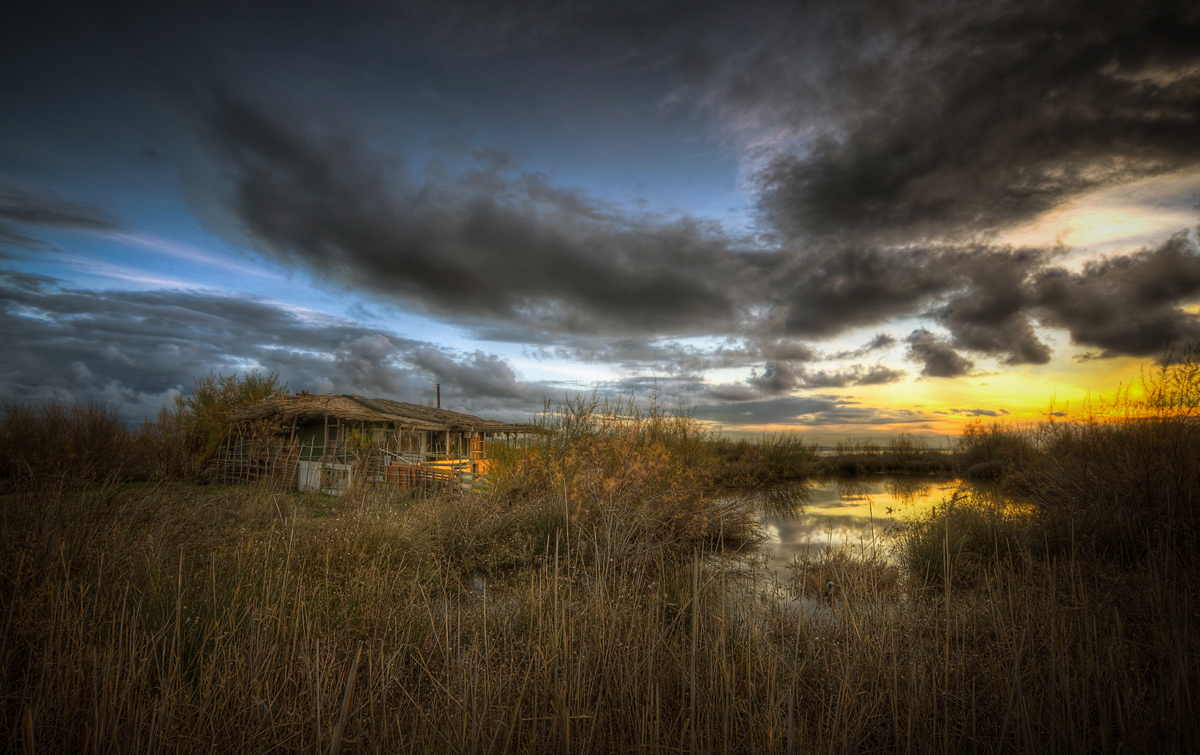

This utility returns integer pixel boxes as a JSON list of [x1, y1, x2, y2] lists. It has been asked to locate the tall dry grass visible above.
[[706, 434, 817, 488], [1, 385, 1197, 753], [3, 478, 1195, 753], [487, 393, 764, 557], [953, 346, 1200, 558], [0, 399, 132, 491]]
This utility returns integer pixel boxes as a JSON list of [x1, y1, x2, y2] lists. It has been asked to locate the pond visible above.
[[757, 476, 967, 584]]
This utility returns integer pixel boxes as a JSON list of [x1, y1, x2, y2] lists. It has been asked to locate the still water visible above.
[[758, 476, 966, 583]]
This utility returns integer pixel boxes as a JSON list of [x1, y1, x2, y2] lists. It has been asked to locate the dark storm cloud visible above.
[[185, 6, 1200, 367], [779, 246, 958, 337], [746, 0, 1200, 240], [0, 182, 120, 252], [932, 248, 1052, 365], [1033, 231, 1200, 356], [7, 0, 1199, 410], [0, 183, 119, 230], [905, 329, 975, 378], [748, 360, 906, 394], [0, 271, 545, 420], [778, 244, 1056, 367], [206, 92, 777, 339]]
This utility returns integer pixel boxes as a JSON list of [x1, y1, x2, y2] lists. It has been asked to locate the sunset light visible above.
[[3, 2, 1198, 751]]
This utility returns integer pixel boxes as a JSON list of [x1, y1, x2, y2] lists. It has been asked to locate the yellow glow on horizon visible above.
[[705, 169, 1199, 443], [711, 349, 1151, 442]]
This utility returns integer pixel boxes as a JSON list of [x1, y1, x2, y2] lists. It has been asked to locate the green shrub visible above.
[[181, 370, 286, 470]]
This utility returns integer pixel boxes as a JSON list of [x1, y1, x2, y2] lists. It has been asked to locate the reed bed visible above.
[[2, 378, 1198, 753], [2, 472, 1196, 754]]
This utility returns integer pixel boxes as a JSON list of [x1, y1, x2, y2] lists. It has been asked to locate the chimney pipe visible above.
[[436, 383, 440, 409]]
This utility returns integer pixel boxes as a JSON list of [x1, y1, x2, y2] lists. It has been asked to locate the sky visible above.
[[2, 0, 1199, 442]]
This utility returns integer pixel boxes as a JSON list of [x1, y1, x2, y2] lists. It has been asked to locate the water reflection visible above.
[[884, 476, 932, 504], [752, 481, 812, 520], [758, 476, 967, 583]]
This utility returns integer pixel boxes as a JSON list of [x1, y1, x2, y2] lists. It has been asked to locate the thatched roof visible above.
[[226, 394, 530, 433]]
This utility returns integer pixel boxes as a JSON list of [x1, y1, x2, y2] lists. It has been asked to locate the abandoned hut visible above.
[[218, 394, 530, 494]]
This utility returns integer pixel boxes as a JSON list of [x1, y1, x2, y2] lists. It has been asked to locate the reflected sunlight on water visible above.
[[757, 476, 971, 583]]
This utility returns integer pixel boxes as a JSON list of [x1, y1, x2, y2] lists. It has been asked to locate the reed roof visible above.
[[226, 394, 530, 433]]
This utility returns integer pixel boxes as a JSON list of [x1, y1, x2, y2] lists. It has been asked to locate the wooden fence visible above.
[[215, 437, 491, 495]]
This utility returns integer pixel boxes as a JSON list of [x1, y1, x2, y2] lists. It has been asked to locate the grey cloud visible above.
[[777, 244, 1049, 369], [694, 395, 930, 427], [933, 248, 1052, 365], [410, 347, 536, 401], [554, 335, 818, 375], [206, 91, 778, 339], [856, 364, 907, 386], [746, 0, 1200, 240], [15, 0, 1196, 383], [803, 363, 907, 388], [780, 246, 958, 338], [905, 329, 975, 378], [200, 70, 1200, 366], [1033, 231, 1200, 356], [543, 338, 757, 377], [755, 362, 907, 391], [864, 334, 896, 351], [831, 333, 896, 360], [0, 271, 545, 421], [0, 183, 119, 231], [0, 226, 51, 253], [0, 182, 120, 253], [747, 362, 802, 395]]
